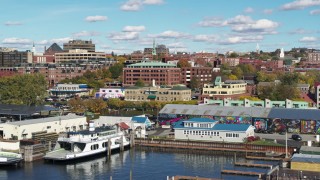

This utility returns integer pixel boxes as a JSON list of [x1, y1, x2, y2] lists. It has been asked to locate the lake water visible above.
[[0, 147, 277, 180]]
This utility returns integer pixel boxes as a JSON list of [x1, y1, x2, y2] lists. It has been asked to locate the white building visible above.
[[49, 83, 91, 97], [95, 88, 125, 99], [174, 118, 255, 143], [94, 115, 152, 138], [0, 114, 87, 140]]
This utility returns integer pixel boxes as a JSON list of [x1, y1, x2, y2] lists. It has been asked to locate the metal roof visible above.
[[159, 104, 271, 118], [0, 104, 58, 116], [291, 154, 320, 163], [126, 61, 176, 67], [268, 108, 320, 120], [212, 124, 252, 131], [132, 116, 148, 123], [185, 118, 217, 123], [1, 114, 84, 126]]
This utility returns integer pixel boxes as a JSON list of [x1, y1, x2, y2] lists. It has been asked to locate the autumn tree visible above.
[[85, 99, 107, 114], [189, 77, 200, 90], [68, 98, 86, 114], [177, 59, 191, 68]]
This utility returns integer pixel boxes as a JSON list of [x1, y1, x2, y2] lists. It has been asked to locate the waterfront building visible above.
[[0, 114, 87, 140], [200, 76, 249, 101], [122, 61, 181, 86], [95, 87, 125, 99], [63, 40, 95, 52], [124, 85, 191, 102], [49, 83, 91, 97], [159, 104, 320, 134], [203, 98, 310, 109], [291, 154, 320, 172], [174, 118, 255, 143]]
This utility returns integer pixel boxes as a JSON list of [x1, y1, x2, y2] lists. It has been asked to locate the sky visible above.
[[0, 0, 320, 54]]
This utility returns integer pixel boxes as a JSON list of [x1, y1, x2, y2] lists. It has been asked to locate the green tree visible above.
[[135, 79, 145, 87], [109, 63, 124, 79], [231, 67, 243, 79], [0, 74, 47, 105], [189, 77, 200, 90]]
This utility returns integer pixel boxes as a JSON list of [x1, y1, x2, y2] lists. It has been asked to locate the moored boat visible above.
[[0, 151, 23, 165], [44, 122, 130, 161]]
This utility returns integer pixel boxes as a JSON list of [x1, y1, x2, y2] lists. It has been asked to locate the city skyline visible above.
[[0, 0, 320, 54]]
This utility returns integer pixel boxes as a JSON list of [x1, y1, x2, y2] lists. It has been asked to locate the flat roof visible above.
[[2, 114, 85, 126], [0, 104, 58, 116]]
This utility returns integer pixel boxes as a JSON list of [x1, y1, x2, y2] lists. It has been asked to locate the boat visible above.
[[44, 121, 130, 161], [0, 151, 23, 165]]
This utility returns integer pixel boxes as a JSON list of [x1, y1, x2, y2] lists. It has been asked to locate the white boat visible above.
[[44, 122, 130, 161], [0, 151, 23, 165]]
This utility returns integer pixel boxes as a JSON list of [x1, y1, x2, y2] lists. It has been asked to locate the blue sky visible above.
[[0, 0, 320, 54]]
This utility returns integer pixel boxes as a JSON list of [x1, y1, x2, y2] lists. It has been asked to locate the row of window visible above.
[[183, 130, 220, 136], [226, 133, 240, 138]]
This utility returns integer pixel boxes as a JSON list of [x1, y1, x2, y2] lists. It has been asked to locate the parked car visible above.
[[291, 134, 302, 141]]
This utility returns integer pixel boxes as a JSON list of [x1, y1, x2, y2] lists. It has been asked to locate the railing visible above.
[[135, 139, 295, 155]]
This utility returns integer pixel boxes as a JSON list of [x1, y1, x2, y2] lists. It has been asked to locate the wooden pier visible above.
[[246, 155, 283, 161], [221, 169, 264, 177], [234, 162, 273, 168], [172, 176, 222, 180]]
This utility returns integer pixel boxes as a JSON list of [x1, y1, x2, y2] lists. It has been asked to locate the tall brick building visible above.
[[123, 61, 181, 86]]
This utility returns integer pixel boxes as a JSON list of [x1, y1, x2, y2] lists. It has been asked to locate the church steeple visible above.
[[256, 43, 260, 54], [32, 42, 36, 54], [152, 39, 156, 56]]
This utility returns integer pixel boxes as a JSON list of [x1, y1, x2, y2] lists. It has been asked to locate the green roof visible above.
[[126, 61, 176, 68], [170, 86, 190, 90], [147, 95, 157, 99]]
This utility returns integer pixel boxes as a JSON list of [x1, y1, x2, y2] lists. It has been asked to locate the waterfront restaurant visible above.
[[173, 118, 255, 143], [159, 104, 320, 134]]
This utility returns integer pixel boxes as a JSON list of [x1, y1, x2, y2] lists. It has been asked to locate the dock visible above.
[[172, 176, 222, 180], [246, 155, 283, 161], [221, 169, 265, 177], [234, 162, 273, 168]]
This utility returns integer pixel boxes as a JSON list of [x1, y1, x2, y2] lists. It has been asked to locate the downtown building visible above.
[[122, 61, 181, 86]]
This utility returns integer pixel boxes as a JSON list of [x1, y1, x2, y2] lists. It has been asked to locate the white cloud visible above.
[[143, 0, 164, 5], [2, 37, 31, 44], [198, 15, 278, 34], [85, 15, 108, 22], [219, 35, 263, 45], [50, 37, 73, 44], [193, 34, 218, 43], [123, 25, 146, 32], [289, 28, 313, 34], [166, 42, 186, 48], [150, 30, 190, 39], [281, 0, 320, 10], [299, 36, 318, 42], [231, 19, 279, 34], [5, 21, 23, 26], [109, 32, 139, 41], [198, 17, 226, 27], [72, 31, 100, 37], [121, 0, 142, 11], [120, 0, 164, 11], [263, 9, 273, 14], [244, 7, 254, 13], [310, 9, 320, 14]]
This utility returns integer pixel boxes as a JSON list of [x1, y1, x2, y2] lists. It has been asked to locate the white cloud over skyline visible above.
[[85, 15, 108, 22]]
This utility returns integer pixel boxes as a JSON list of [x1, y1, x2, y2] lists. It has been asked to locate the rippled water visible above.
[[0, 148, 276, 180]]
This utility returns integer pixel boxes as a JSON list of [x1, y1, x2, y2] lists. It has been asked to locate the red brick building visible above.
[[123, 61, 181, 86]]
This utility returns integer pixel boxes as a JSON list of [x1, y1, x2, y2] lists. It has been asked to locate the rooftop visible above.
[[2, 114, 85, 126]]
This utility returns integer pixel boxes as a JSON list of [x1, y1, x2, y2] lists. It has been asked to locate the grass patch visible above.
[[249, 139, 284, 146]]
